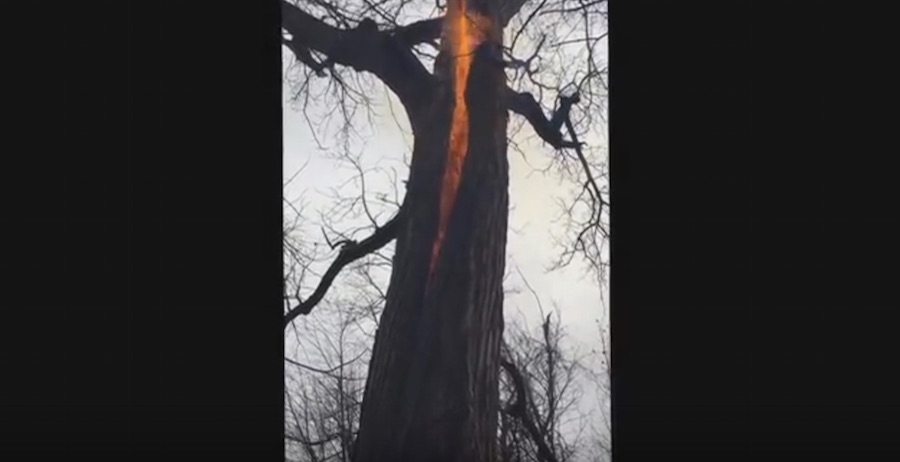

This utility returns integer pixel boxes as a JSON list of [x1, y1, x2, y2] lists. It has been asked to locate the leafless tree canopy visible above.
[[285, 301, 611, 462]]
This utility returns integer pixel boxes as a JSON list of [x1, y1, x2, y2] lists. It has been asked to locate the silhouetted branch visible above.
[[506, 88, 581, 149], [564, 101, 608, 208], [284, 349, 367, 376], [541, 0, 608, 16], [283, 208, 405, 328], [511, 0, 550, 51], [500, 358, 560, 462], [282, 36, 330, 77], [387, 0, 533, 47], [281, 1, 433, 120], [541, 315, 556, 445], [391, 17, 443, 46]]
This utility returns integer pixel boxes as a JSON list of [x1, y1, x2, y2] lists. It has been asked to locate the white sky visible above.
[[282, 9, 608, 452]]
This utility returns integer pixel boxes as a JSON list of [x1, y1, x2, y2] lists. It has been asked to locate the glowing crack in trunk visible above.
[[429, 0, 492, 278]]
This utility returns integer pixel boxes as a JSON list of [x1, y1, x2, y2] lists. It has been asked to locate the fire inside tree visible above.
[[350, 2, 510, 460], [429, 0, 491, 278], [282, 1, 608, 461]]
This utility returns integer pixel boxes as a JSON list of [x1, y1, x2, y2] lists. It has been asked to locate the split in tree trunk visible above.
[[352, 1, 509, 461]]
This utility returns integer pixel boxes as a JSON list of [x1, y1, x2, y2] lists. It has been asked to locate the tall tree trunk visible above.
[[353, 1, 508, 461]]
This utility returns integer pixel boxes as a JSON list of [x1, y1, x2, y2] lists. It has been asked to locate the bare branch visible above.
[[500, 358, 560, 462], [391, 17, 443, 47], [562, 101, 608, 212], [541, 0, 607, 16], [505, 88, 581, 149], [281, 1, 434, 124], [387, 0, 534, 47], [285, 349, 367, 377], [283, 207, 405, 328], [510, 0, 550, 51], [282, 36, 330, 77]]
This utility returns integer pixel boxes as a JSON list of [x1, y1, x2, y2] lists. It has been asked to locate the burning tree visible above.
[[282, 0, 607, 461]]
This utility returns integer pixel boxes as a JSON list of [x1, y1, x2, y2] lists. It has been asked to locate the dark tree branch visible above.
[[504, 35, 545, 78], [505, 89, 581, 149], [541, 315, 556, 447], [550, 93, 579, 133], [283, 0, 554, 133], [510, 0, 549, 51], [281, 1, 434, 124], [283, 208, 405, 328], [505, 88, 609, 231], [285, 433, 340, 448], [387, 0, 532, 47], [391, 17, 443, 46], [284, 350, 367, 376], [564, 108, 608, 212], [541, 0, 607, 15], [500, 358, 560, 462], [500, 358, 526, 415], [282, 36, 330, 76]]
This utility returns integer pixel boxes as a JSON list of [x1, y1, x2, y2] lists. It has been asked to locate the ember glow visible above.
[[429, 0, 491, 277]]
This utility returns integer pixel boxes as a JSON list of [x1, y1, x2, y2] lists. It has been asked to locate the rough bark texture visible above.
[[352, 1, 509, 461]]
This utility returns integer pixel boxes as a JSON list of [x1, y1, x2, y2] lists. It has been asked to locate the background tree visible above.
[[283, 275, 608, 462], [498, 313, 589, 462], [281, 1, 608, 460]]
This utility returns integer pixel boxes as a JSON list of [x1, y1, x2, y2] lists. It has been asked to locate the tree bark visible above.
[[352, 1, 509, 461]]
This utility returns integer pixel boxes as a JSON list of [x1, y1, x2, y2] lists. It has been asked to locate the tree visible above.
[[499, 314, 588, 462], [281, 1, 608, 460], [283, 284, 604, 462]]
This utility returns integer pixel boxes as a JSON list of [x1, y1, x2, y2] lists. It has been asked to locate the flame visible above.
[[429, 0, 491, 277]]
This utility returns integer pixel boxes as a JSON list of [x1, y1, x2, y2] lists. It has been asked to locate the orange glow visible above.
[[429, 0, 491, 277]]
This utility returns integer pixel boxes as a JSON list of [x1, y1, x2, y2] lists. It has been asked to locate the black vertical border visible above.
[[611, 1, 900, 459], [9, 0, 900, 460], [8, 1, 284, 459], [610, 1, 755, 458], [126, 1, 285, 459]]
